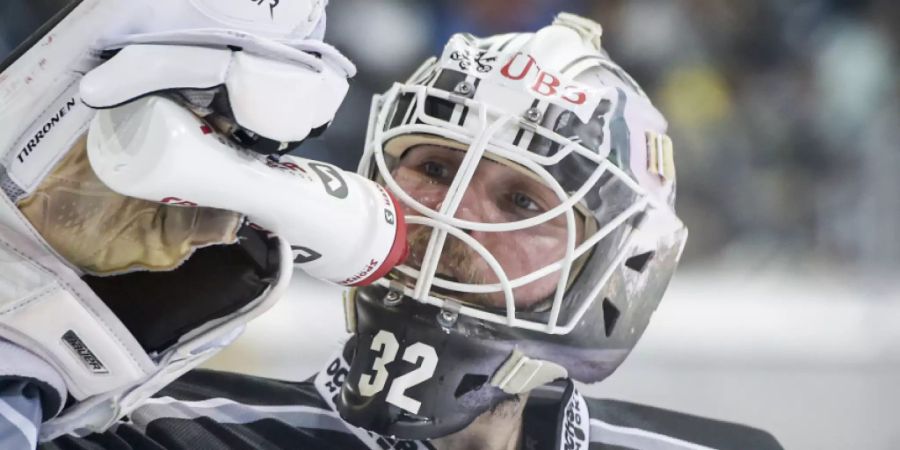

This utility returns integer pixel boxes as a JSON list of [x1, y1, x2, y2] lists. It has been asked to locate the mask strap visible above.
[[490, 349, 568, 394]]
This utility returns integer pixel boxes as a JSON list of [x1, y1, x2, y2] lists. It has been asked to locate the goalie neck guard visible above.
[[336, 13, 688, 439]]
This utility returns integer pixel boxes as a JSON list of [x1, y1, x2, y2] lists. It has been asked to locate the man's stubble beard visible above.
[[405, 225, 506, 308], [431, 394, 527, 450]]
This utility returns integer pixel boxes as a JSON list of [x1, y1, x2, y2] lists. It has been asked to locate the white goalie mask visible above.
[[338, 13, 688, 439]]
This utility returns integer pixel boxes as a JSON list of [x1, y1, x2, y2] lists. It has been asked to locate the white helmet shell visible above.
[[339, 13, 688, 439]]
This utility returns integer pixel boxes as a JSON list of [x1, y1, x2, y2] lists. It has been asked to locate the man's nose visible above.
[[438, 182, 500, 224]]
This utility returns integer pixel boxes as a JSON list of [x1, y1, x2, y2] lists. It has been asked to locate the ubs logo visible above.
[[500, 53, 589, 106]]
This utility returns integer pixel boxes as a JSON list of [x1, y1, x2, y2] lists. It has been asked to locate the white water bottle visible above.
[[86, 95, 407, 286]]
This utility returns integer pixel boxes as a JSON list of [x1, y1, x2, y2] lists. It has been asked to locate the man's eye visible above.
[[422, 161, 449, 179], [511, 192, 541, 212]]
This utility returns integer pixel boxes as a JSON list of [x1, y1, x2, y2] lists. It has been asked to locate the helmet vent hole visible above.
[[602, 298, 620, 337], [625, 251, 655, 273], [454, 374, 489, 398]]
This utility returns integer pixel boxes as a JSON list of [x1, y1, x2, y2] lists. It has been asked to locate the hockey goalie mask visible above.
[[336, 14, 688, 439]]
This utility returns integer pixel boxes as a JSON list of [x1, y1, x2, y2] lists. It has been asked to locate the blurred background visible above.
[[3, 1, 899, 449]]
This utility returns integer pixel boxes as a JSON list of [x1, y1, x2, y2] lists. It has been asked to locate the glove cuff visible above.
[[0, 337, 67, 420]]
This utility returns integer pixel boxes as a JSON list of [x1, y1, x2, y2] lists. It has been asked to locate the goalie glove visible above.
[[79, 0, 356, 153], [76, 1, 399, 285], [0, 0, 352, 439]]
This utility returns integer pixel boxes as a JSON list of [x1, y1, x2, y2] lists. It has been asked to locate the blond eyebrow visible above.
[[402, 145, 530, 175], [399, 144, 560, 199]]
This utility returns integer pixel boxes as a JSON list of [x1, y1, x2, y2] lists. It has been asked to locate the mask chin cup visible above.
[[79, 43, 349, 143], [335, 288, 558, 440]]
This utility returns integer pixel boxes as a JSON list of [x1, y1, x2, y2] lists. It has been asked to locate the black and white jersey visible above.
[[42, 351, 782, 450]]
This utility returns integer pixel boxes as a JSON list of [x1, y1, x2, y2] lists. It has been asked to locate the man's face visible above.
[[389, 143, 585, 310]]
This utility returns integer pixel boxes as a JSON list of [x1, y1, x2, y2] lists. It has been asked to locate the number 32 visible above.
[[357, 330, 438, 415]]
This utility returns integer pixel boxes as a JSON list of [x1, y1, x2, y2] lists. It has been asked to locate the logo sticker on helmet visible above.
[[449, 49, 496, 74], [494, 52, 606, 123]]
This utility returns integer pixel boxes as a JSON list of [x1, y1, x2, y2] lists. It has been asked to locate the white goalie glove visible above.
[[80, 0, 356, 150], [0, 0, 401, 441], [77, 0, 407, 284]]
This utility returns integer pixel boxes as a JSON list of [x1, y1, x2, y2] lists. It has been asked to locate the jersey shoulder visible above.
[[156, 368, 328, 408], [44, 370, 366, 450], [585, 398, 783, 450]]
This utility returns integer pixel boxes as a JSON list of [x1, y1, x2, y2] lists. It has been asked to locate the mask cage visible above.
[[359, 82, 676, 335]]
